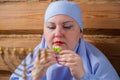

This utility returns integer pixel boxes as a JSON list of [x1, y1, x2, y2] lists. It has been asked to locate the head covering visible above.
[[44, 1, 83, 31]]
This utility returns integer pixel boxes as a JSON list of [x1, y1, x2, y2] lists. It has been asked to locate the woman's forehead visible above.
[[46, 14, 76, 23]]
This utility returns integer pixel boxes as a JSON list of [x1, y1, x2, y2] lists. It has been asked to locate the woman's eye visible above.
[[63, 25, 73, 29], [47, 26, 55, 29]]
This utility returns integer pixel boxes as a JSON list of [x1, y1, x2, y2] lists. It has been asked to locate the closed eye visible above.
[[47, 26, 55, 29], [63, 25, 73, 29]]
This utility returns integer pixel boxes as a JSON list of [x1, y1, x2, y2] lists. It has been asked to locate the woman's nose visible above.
[[54, 27, 64, 37]]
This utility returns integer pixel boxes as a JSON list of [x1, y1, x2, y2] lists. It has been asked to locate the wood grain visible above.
[[0, 2, 120, 33]]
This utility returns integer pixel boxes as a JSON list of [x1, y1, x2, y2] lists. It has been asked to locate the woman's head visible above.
[[44, 1, 83, 31], [43, 1, 83, 50]]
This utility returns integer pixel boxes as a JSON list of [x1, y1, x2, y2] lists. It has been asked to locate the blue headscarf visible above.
[[44, 1, 83, 31]]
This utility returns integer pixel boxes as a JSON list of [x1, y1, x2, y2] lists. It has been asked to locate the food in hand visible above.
[[52, 46, 62, 55]]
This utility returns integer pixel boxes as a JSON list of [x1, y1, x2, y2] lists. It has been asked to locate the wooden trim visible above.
[[0, 70, 11, 76], [0, 29, 120, 36]]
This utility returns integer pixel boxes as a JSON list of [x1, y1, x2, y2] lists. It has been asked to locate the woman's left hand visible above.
[[58, 50, 85, 80]]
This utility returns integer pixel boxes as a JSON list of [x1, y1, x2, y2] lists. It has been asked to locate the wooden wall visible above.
[[0, 0, 120, 79]]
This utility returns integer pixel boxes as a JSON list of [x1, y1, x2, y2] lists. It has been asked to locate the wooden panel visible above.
[[0, 76, 10, 80], [80, 2, 120, 29], [0, 36, 41, 48], [0, 2, 47, 32], [0, 2, 120, 34]]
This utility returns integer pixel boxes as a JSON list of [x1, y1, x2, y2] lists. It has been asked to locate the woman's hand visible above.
[[32, 49, 57, 80], [59, 50, 85, 80]]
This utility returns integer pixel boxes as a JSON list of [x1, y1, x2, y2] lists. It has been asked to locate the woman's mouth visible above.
[[53, 41, 64, 45]]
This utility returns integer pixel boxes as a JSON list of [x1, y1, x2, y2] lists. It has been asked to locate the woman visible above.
[[10, 1, 119, 80]]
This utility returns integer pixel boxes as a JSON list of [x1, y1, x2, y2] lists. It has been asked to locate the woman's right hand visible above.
[[31, 49, 57, 80]]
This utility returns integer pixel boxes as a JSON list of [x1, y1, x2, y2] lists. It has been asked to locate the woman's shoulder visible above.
[[85, 42, 104, 56], [85, 41, 110, 63]]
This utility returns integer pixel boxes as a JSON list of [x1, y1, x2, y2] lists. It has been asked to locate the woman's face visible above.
[[44, 15, 83, 50]]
